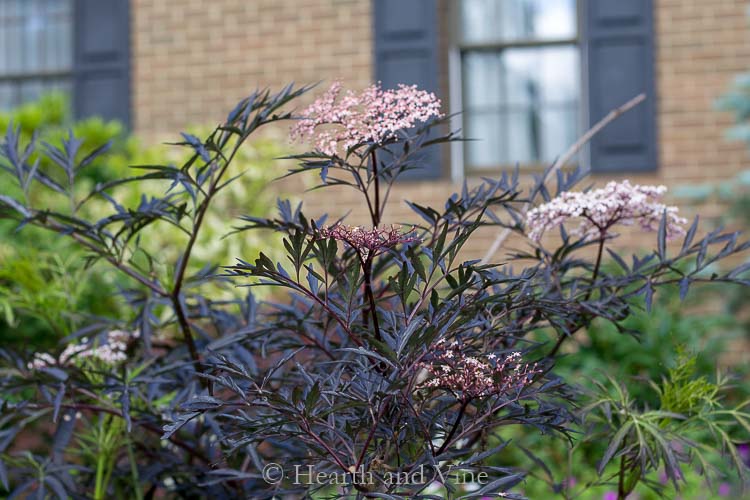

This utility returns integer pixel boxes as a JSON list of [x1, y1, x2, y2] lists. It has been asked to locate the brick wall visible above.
[[131, 0, 372, 137], [655, 0, 750, 185], [131, 0, 750, 260]]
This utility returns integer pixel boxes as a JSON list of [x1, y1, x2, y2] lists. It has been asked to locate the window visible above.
[[0, 0, 73, 110], [375, 1, 655, 178], [457, 0, 581, 172]]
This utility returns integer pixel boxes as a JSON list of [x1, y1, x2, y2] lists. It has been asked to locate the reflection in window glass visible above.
[[0, 0, 73, 109], [460, 0, 580, 171], [461, 0, 577, 44]]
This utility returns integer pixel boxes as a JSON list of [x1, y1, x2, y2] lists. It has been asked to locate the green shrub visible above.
[[0, 94, 284, 348], [558, 276, 742, 402]]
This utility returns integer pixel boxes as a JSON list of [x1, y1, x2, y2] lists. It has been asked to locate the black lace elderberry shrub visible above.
[[0, 81, 749, 499]]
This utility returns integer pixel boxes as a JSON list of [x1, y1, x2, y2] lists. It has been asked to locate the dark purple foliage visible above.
[[0, 83, 748, 499]]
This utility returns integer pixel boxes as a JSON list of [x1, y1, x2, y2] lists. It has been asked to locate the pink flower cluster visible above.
[[28, 329, 137, 369], [317, 223, 420, 258], [526, 180, 688, 242], [418, 339, 540, 399], [290, 81, 443, 155]]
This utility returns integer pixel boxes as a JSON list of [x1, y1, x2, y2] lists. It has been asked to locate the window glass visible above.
[[460, 0, 580, 171], [461, 0, 577, 44], [0, 0, 73, 109]]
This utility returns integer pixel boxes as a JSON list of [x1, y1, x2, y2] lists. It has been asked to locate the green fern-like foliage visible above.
[[584, 353, 750, 498], [656, 351, 719, 416]]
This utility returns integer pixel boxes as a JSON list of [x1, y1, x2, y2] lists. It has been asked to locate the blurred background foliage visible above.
[[0, 92, 284, 350], [718, 73, 750, 147]]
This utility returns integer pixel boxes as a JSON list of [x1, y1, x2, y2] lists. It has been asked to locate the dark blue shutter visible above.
[[373, 0, 441, 179], [585, 0, 656, 172], [73, 0, 131, 127]]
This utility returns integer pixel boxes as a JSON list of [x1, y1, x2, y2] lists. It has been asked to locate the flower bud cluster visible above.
[[317, 223, 419, 258], [418, 339, 540, 399]]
